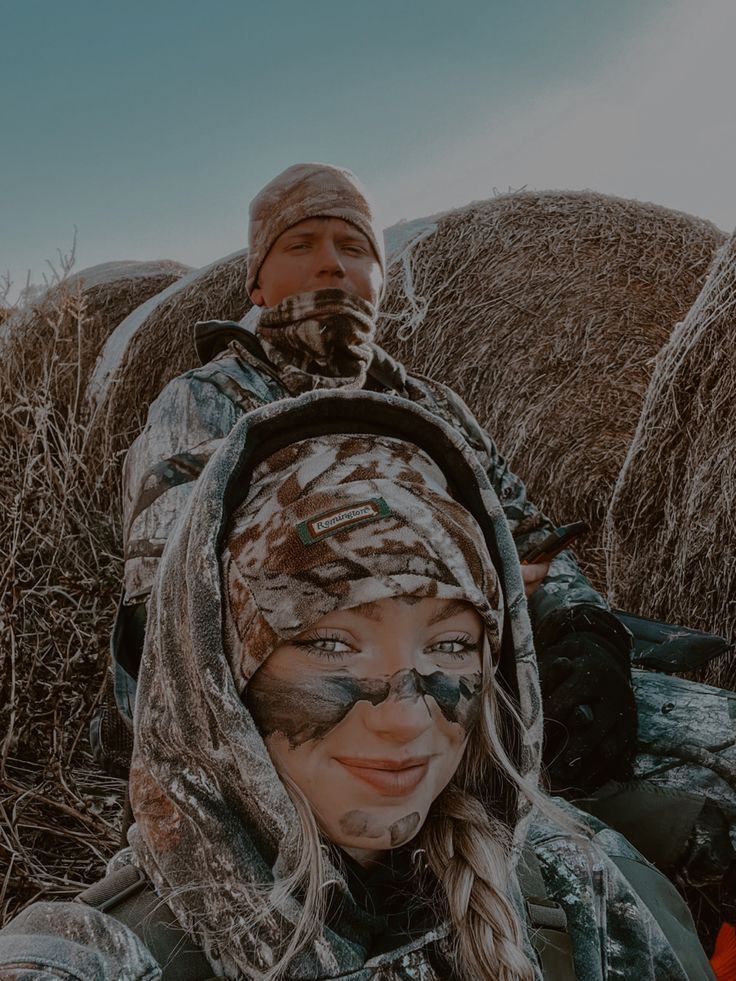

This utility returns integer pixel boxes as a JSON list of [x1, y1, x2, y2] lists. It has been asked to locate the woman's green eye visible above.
[[430, 638, 479, 658], [294, 634, 355, 658], [312, 639, 350, 652]]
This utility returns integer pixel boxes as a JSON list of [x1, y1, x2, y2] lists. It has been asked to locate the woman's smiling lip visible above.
[[335, 756, 431, 795]]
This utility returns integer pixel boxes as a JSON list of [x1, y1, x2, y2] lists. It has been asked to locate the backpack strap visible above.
[[77, 864, 217, 980], [517, 844, 578, 980]]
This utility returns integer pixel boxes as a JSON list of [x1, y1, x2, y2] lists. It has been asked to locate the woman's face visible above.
[[247, 596, 484, 865]]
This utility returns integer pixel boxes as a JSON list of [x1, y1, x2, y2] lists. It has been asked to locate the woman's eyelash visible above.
[[430, 636, 481, 659], [293, 632, 354, 659]]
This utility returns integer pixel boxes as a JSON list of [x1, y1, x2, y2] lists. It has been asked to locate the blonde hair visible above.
[[248, 656, 564, 981]]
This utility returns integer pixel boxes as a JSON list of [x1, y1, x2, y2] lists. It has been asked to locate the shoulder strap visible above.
[[77, 865, 217, 980], [194, 318, 259, 366], [518, 844, 578, 980]]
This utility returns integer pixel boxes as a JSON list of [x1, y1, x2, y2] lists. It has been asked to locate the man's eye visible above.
[[286, 242, 310, 251]]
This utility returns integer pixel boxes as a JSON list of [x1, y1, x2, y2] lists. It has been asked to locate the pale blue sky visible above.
[[2, 0, 733, 299]]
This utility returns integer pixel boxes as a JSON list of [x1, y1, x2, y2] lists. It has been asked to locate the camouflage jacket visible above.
[[0, 812, 714, 979], [122, 322, 618, 652], [0, 390, 710, 979]]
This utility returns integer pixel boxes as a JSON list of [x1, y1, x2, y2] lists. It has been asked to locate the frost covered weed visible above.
[[0, 277, 125, 923]]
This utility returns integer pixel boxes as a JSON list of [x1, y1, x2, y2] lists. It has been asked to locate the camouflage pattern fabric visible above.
[[124, 390, 542, 977], [256, 289, 377, 394], [0, 391, 712, 978], [122, 302, 610, 642]]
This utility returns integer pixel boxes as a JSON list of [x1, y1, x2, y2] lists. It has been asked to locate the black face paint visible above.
[[247, 667, 482, 747], [340, 809, 421, 846]]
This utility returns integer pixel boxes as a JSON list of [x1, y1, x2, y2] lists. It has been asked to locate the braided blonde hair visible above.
[[418, 677, 543, 981], [258, 659, 553, 981]]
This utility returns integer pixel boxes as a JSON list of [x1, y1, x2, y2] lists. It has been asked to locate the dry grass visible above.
[[2, 261, 189, 416], [89, 249, 250, 458], [607, 230, 736, 687], [378, 191, 725, 591], [0, 269, 191, 922]]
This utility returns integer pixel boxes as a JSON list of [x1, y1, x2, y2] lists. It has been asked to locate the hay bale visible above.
[[0, 284, 131, 922], [87, 249, 250, 452], [378, 191, 725, 590], [0, 260, 189, 416], [606, 231, 736, 685]]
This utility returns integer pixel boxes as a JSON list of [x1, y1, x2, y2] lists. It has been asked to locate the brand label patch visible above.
[[297, 497, 392, 545]]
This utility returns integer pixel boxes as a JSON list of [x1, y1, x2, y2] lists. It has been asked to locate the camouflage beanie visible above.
[[246, 162, 386, 296], [221, 431, 503, 693]]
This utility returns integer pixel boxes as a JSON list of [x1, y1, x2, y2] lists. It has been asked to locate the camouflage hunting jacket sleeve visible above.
[[0, 821, 713, 980], [0, 899, 162, 979], [122, 348, 282, 604], [401, 369, 623, 652], [528, 807, 715, 981]]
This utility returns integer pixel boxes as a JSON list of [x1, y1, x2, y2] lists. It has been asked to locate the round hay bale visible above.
[[88, 248, 250, 453], [0, 260, 190, 414], [377, 191, 726, 591], [606, 231, 736, 685], [0, 280, 136, 921]]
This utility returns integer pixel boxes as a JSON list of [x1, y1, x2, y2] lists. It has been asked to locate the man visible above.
[[115, 162, 636, 794]]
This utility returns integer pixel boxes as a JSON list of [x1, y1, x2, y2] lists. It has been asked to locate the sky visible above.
[[2, 0, 735, 302]]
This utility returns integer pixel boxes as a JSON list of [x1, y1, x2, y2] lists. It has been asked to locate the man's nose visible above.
[[315, 241, 346, 277]]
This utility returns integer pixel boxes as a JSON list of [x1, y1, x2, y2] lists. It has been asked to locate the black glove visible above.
[[539, 631, 637, 795]]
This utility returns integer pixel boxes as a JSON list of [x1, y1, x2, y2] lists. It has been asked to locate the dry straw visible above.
[[378, 191, 725, 590], [88, 249, 250, 456], [607, 229, 736, 686], [0, 262, 187, 923], [1, 260, 189, 413]]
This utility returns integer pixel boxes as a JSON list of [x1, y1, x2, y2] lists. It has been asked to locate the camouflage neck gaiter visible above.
[[255, 288, 376, 394]]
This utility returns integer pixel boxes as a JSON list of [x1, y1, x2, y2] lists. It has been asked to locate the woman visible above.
[[0, 390, 712, 979]]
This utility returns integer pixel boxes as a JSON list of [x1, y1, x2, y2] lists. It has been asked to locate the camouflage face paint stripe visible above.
[[340, 810, 421, 847], [247, 667, 483, 748]]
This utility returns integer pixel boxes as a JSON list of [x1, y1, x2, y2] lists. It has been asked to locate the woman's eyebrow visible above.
[[346, 601, 382, 620], [426, 600, 472, 625]]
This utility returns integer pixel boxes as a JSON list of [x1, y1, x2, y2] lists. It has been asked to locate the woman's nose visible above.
[[361, 684, 434, 743]]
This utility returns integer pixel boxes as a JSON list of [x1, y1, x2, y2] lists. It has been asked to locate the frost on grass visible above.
[[0, 256, 186, 923]]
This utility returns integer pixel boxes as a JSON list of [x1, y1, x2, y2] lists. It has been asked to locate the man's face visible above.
[[250, 217, 383, 308]]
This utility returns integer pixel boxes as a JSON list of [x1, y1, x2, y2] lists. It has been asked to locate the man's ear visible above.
[[250, 284, 264, 306]]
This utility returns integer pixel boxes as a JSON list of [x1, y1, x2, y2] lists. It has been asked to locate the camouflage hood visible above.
[[128, 389, 542, 978]]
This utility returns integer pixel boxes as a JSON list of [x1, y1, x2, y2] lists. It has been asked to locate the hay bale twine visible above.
[[606, 230, 736, 685], [378, 191, 725, 590], [87, 248, 250, 453], [0, 260, 190, 413]]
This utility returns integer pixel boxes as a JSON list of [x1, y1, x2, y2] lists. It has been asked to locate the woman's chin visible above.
[[320, 803, 427, 855]]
